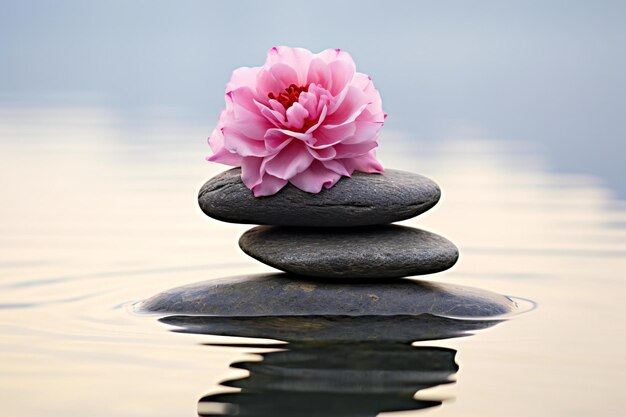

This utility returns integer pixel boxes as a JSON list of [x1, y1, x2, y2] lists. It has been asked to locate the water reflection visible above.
[[198, 343, 456, 417], [161, 314, 501, 343], [162, 314, 501, 416]]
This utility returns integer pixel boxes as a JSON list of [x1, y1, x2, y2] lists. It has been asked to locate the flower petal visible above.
[[264, 135, 293, 153], [208, 124, 225, 151], [222, 126, 271, 157], [255, 69, 282, 100], [226, 66, 261, 92], [208, 125, 243, 165], [322, 159, 351, 176], [325, 86, 369, 126], [265, 46, 314, 85], [307, 145, 337, 161], [257, 63, 299, 99], [252, 173, 289, 197], [328, 59, 355, 96], [207, 144, 243, 166], [311, 122, 356, 149], [284, 102, 309, 130], [306, 58, 331, 87], [333, 140, 378, 158], [241, 157, 263, 189], [269, 63, 299, 88], [289, 160, 342, 193], [228, 87, 262, 115], [308, 84, 333, 114], [304, 104, 328, 135], [227, 89, 273, 139], [264, 141, 314, 180], [265, 127, 312, 142], [252, 98, 286, 126], [317, 48, 356, 68], [298, 91, 319, 119], [340, 120, 383, 145], [341, 150, 384, 173], [352, 72, 384, 115]]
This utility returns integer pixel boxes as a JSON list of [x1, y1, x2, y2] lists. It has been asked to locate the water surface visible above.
[[1, 107, 625, 416]]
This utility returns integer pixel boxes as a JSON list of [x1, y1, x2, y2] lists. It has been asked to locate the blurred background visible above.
[[1, 0, 625, 195]]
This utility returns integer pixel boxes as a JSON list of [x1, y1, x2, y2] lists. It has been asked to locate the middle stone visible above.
[[239, 225, 459, 279]]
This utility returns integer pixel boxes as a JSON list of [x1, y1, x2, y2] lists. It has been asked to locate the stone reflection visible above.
[[160, 314, 501, 417], [198, 343, 455, 417]]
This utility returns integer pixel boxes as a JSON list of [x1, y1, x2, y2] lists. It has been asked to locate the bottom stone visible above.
[[140, 273, 518, 318]]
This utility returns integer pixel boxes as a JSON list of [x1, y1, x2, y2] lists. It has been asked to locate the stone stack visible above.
[[141, 168, 525, 417], [198, 168, 459, 281], [142, 167, 519, 320]]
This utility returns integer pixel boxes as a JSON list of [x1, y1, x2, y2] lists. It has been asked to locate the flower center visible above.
[[268, 83, 308, 110]]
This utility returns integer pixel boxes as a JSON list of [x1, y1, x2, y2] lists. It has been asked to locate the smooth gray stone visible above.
[[140, 273, 518, 318], [198, 168, 440, 227], [239, 225, 459, 278]]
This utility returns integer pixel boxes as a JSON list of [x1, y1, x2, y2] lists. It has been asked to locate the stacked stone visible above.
[[198, 168, 459, 280]]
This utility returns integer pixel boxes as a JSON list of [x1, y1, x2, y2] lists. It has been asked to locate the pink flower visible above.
[[207, 46, 385, 197]]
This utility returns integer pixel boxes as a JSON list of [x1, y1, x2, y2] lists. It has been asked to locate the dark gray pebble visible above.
[[140, 273, 516, 318], [198, 168, 441, 227], [238, 225, 459, 278]]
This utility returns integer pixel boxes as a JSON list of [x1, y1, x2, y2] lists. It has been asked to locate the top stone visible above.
[[198, 168, 441, 227]]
